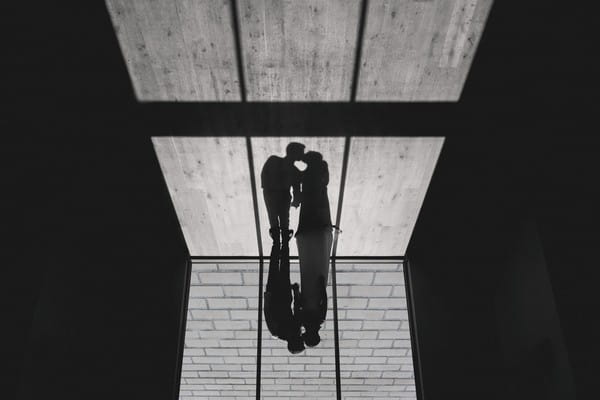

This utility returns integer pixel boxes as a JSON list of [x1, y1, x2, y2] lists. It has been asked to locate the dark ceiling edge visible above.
[[350, 0, 369, 102], [244, 137, 264, 400], [190, 256, 406, 262], [230, 0, 247, 102]]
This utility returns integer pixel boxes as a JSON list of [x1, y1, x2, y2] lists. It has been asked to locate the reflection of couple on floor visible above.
[[261, 142, 333, 354]]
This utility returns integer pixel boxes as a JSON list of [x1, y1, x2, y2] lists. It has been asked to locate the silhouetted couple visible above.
[[262, 142, 333, 354]]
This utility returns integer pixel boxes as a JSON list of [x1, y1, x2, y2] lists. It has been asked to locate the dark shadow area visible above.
[[406, 135, 599, 399], [10, 136, 190, 400], [494, 219, 574, 399]]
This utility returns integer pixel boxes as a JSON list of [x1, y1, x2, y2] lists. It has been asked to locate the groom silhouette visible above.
[[261, 142, 306, 354], [260, 142, 305, 245]]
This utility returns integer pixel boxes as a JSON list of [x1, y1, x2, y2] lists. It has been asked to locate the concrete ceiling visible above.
[[106, 0, 493, 101], [106, 0, 241, 101], [238, 0, 362, 101], [181, 262, 415, 399], [152, 137, 443, 257], [357, 0, 494, 101], [339, 137, 443, 256], [152, 137, 257, 255], [250, 137, 346, 257]]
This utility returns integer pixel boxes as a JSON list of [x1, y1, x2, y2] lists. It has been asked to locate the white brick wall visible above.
[[180, 262, 416, 399], [259, 264, 339, 398], [181, 264, 258, 400], [327, 263, 416, 399]]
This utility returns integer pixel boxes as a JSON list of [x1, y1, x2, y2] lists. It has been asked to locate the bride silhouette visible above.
[[295, 151, 333, 348]]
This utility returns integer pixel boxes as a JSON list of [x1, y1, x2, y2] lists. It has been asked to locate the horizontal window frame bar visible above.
[[190, 255, 405, 264]]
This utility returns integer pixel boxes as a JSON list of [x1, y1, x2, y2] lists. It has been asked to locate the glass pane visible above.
[[338, 137, 444, 256], [152, 137, 258, 256], [251, 136, 345, 257], [253, 136, 342, 398], [237, 0, 361, 101], [337, 262, 417, 399], [179, 263, 259, 400], [260, 260, 337, 399]]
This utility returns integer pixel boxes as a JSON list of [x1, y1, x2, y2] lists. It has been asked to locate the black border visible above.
[[172, 257, 192, 400], [404, 258, 425, 400]]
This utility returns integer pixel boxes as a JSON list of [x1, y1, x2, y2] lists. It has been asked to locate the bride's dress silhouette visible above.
[[295, 151, 333, 347]]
